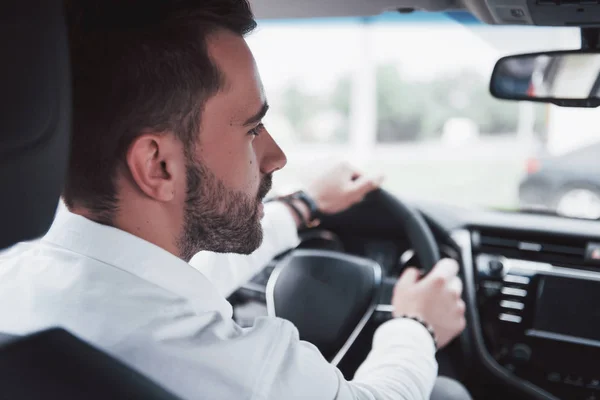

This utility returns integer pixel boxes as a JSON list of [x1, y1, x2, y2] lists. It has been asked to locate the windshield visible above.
[[247, 12, 600, 219]]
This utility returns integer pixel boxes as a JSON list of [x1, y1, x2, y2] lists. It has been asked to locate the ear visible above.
[[125, 133, 185, 202]]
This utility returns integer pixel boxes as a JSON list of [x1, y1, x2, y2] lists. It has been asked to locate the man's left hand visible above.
[[306, 162, 384, 215]]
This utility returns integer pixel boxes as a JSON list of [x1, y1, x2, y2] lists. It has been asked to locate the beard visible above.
[[177, 155, 272, 262]]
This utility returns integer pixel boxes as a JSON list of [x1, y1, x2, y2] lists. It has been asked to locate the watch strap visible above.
[[291, 191, 320, 219], [275, 190, 321, 229], [279, 198, 307, 227], [290, 190, 321, 228]]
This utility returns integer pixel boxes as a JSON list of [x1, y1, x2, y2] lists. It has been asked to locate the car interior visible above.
[[3, 1, 600, 400]]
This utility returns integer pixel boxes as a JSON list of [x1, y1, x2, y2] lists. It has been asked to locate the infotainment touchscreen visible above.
[[533, 274, 600, 343]]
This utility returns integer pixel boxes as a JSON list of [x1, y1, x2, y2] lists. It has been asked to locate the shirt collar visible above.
[[43, 207, 233, 319]]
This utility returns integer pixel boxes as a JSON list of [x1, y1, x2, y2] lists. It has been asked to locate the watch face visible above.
[[297, 191, 318, 214]]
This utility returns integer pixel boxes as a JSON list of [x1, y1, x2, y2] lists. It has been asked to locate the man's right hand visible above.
[[391, 259, 466, 349]]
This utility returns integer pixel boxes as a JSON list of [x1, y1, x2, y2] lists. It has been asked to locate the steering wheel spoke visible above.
[[379, 276, 397, 305], [266, 249, 382, 364]]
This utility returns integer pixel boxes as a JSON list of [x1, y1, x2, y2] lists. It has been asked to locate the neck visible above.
[[117, 199, 181, 258], [70, 200, 182, 259]]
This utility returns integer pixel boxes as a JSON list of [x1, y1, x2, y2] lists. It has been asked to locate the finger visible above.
[[427, 258, 459, 280], [349, 175, 384, 199], [336, 161, 361, 181], [338, 161, 356, 175], [448, 276, 463, 298], [395, 267, 421, 289], [456, 299, 466, 315]]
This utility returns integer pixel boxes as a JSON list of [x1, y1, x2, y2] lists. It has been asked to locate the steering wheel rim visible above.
[[368, 189, 440, 273], [266, 188, 441, 363]]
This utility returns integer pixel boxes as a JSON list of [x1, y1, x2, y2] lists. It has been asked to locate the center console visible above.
[[475, 251, 600, 400]]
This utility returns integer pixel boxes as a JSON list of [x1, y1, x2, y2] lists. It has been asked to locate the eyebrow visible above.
[[243, 102, 269, 126]]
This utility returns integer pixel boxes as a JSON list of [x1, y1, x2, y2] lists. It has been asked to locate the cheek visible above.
[[237, 143, 260, 195], [199, 138, 260, 194]]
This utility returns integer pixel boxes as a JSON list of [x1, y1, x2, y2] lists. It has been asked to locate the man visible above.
[[0, 1, 467, 399]]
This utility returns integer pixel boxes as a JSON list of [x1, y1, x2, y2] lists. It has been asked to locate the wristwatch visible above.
[[276, 190, 321, 229]]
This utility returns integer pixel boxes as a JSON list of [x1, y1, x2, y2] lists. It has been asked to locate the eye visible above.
[[248, 123, 265, 137]]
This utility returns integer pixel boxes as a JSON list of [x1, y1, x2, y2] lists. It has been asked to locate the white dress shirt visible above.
[[0, 207, 437, 400]]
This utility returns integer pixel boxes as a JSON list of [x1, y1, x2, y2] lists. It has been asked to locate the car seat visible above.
[[0, 2, 182, 399]]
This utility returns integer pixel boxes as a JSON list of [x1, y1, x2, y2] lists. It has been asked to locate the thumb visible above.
[[348, 174, 384, 199], [395, 267, 421, 289], [421, 258, 459, 287], [426, 258, 459, 280]]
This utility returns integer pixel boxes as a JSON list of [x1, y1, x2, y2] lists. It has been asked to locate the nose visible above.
[[258, 130, 287, 175]]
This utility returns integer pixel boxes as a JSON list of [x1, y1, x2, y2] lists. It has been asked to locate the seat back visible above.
[[0, 332, 17, 346], [0, 0, 70, 249], [0, 3, 182, 399], [0, 328, 182, 400]]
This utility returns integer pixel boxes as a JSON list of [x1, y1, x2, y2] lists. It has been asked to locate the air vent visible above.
[[472, 228, 588, 268]]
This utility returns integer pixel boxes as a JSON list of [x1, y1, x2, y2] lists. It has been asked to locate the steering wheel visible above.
[[265, 188, 440, 364]]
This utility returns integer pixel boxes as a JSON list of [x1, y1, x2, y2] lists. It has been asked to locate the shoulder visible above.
[[0, 239, 40, 261], [117, 315, 339, 400], [0, 239, 187, 345]]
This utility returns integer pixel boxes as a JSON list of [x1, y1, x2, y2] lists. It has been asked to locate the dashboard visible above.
[[426, 202, 600, 400], [230, 198, 600, 400]]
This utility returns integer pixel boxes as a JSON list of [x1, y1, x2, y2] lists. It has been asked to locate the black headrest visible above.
[[0, 1, 71, 249], [0, 328, 182, 400]]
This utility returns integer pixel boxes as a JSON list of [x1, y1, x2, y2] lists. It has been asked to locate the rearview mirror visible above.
[[490, 50, 600, 108]]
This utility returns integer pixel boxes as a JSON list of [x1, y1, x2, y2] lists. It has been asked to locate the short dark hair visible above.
[[63, 0, 257, 224]]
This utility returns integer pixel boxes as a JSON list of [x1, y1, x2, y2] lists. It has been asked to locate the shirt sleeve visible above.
[[262, 318, 438, 400], [337, 319, 438, 400], [116, 312, 437, 400], [188, 201, 300, 297]]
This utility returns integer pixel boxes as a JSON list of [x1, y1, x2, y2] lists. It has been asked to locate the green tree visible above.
[[279, 83, 349, 144], [280, 85, 319, 135], [376, 64, 426, 142], [280, 63, 546, 144]]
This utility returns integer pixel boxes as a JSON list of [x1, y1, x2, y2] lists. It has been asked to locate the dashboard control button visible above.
[[504, 275, 530, 285], [511, 343, 532, 364], [489, 259, 504, 276], [500, 300, 525, 310], [499, 313, 522, 323], [501, 287, 527, 297]]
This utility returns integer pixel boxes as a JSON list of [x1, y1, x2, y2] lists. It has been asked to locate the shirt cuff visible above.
[[351, 317, 438, 399], [263, 201, 301, 250], [373, 318, 437, 355]]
